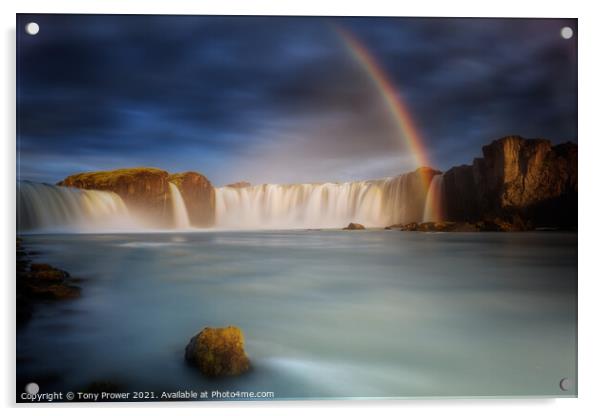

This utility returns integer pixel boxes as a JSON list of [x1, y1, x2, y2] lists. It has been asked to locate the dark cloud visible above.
[[17, 15, 577, 185]]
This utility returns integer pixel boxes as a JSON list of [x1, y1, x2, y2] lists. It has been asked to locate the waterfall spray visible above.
[[17, 181, 131, 232], [214, 172, 430, 229], [18, 170, 435, 232], [422, 175, 444, 223]]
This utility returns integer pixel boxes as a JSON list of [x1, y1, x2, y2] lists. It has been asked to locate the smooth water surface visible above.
[[17, 231, 577, 399]]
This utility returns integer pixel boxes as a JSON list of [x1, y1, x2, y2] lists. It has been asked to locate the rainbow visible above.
[[334, 24, 443, 221], [334, 25, 431, 169]]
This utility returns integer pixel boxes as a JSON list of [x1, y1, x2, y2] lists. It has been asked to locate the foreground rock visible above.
[[17, 239, 81, 327], [25, 263, 81, 299], [16, 238, 32, 325], [29, 263, 69, 281], [343, 222, 365, 230], [168, 172, 215, 227], [185, 326, 250, 377], [443, 136, 577, 228]]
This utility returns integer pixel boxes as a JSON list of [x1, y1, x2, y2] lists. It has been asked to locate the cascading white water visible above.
[[214, 173, 429, 229], [18, 181, 132, 232], [422, 174, 444, 223], [168, 182, 191, 229], [18, 171, 438, 232]]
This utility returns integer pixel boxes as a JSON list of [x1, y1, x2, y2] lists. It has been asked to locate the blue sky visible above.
[[17, 15, 577, 186]]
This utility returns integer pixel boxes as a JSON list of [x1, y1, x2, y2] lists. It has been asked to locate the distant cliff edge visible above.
[[55, 135, 577, 230], [442, 135, 577, 229]]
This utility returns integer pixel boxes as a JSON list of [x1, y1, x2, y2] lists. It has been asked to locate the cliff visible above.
[[54, 136, 576, 230], [168, 172, 215, 227], [58, 168, 170, 224], [59, 167, 216, 227], [443, 136, 577, 228]]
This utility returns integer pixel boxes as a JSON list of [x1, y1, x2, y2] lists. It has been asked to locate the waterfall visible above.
[[18, 181, 131, 232], [18, 170, 436, 232], [422, 174, 444, 223], [215, 173, 430, 229], [168, 183, 191, 229]]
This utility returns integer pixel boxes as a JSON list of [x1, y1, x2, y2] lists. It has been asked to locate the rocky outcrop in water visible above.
[[343, 222, 365, 230], [185, 326, 250, 377], [25, 263, 81, 299], [443, 136, 577, 228], [389, 220, 519, 232], [168, 172, 215, 227], [17, 238, 81, 327]]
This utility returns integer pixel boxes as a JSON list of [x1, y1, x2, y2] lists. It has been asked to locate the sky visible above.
[[17, 15, 577, 186]]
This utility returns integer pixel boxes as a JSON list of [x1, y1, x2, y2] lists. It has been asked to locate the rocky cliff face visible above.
[[168, 172, 215, 227], [443, 136, 577, 228], [59, 168, 171, 225], [59, 168, 216, 227]]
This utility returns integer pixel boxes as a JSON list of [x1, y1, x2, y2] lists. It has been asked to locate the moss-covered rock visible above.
[[185, 326, 250, 377]]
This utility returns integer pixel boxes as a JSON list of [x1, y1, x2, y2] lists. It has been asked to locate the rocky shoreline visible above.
[[16, 237, 81, 328], [385, 218, 543, 232], [340, 219, 575, 233]]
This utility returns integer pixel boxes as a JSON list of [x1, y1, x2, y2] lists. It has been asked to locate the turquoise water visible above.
[[16, 231, 577, 399]]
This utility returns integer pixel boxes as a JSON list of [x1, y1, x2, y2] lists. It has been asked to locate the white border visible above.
[[3, 1, 600, 415]]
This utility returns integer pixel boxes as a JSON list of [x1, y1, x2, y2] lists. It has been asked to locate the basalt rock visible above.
[[29, 263, 69, 282], [185, 326, 250, 377], [25, 263, 81, 300], [17, 240, 82, 328], [343, 222, 365, 230], [58, 168, 172, 226], [400, 222, 419, 231], [168, 172, 215, 227], [417, 221, 459, 232], [27, 283, 81, 300], [59, 167, 217, 228], [443, 136, 577, 228], [396, 221, 511, 232]]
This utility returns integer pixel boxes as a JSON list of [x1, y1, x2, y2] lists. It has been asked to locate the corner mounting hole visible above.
[[559, 377, 573, 391], [560, 26, 573, 40], [25, 22, 39, 36]]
